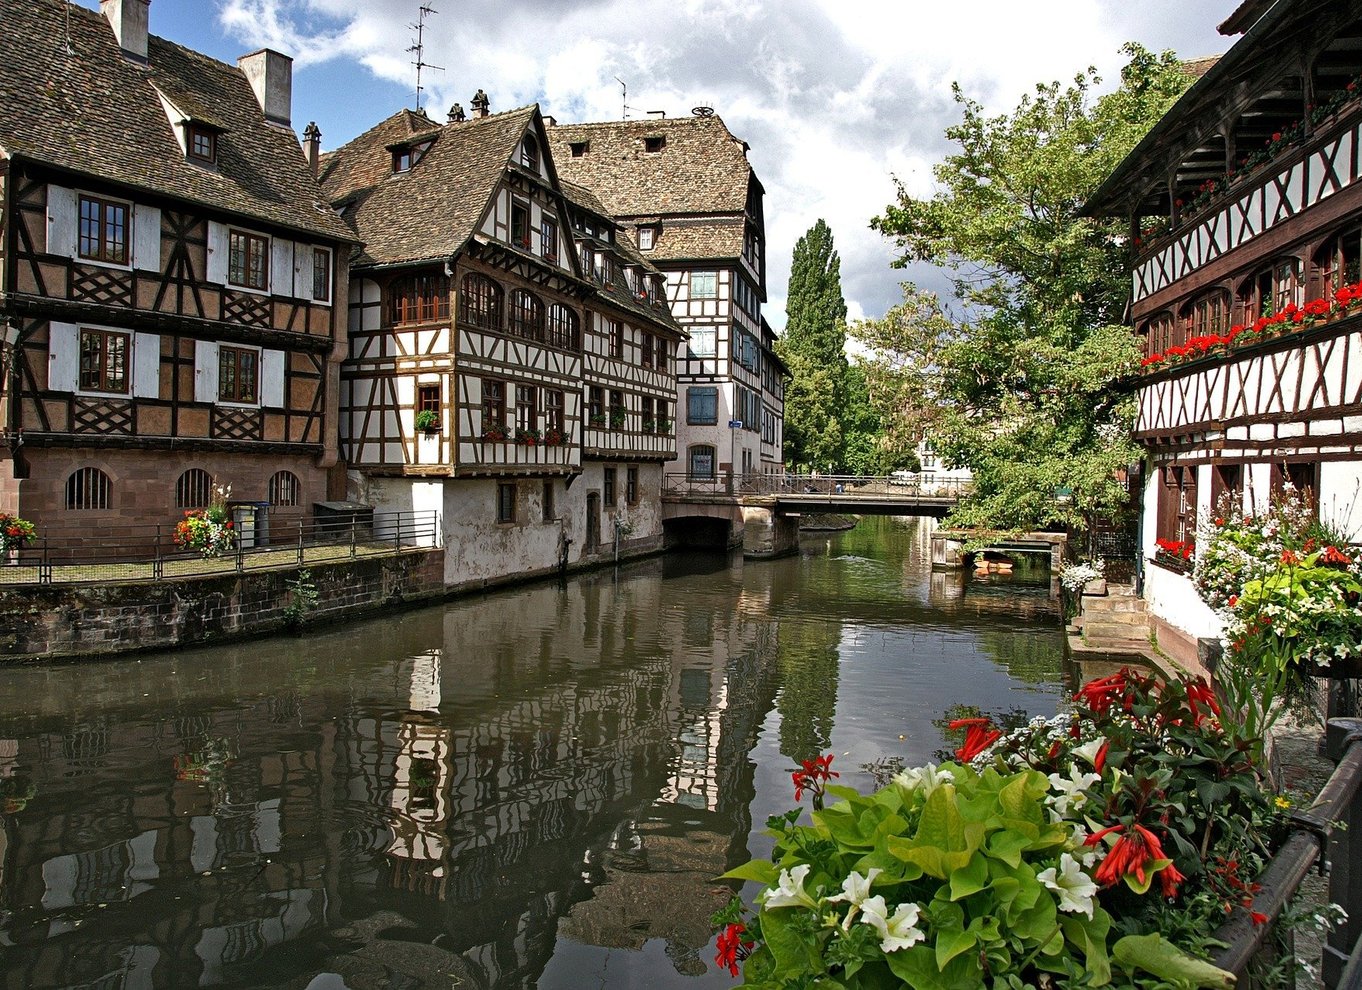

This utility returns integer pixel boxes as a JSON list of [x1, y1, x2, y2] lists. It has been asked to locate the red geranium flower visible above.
[[715, 922, 754, 977]]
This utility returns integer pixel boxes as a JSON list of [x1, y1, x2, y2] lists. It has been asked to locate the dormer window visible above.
[[520, 135, 539, 172], [644, 135, 666, 153], [570, 141, 589, 157], [391, 140, 432, 173], [186, 124, 217, 164], [638, 226, 656, 251]]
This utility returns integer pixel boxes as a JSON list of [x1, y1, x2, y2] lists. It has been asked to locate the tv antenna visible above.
[[407, 5, 445, 111], [614, 76, 633, 120]]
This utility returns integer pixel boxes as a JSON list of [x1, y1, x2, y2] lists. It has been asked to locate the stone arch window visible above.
[[175, 468, 212, 509], [509, 290, 543, 341], [388, 273, 450, 326], [269, 470, 300, 507], [66, 467, 112, 510], [546, 304, 580, 350], [461, 273, 503, 331], [1240, 257, 1302, 322], [688, 444, 716, 480], [1181, 288, 1230, 339]]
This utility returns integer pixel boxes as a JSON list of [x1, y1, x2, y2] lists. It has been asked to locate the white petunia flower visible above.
[[861, 896, 926, 952], [762, 864, 818, 910], [826, 868, 882, 928], [1069, 825, 1099, 868], [893, 763, 954, 798], [1071, 737, 1107, 770], [1047, 763, 1100, 817], [1037, 853, 1098, 919]]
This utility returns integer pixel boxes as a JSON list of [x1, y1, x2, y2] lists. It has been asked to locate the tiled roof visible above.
[[547, 115, 757, 218], [641, 217, 745, 264], [0, 0, 353, 243], [321, 106, 537, 267], [1180, 56, 1221, 80]]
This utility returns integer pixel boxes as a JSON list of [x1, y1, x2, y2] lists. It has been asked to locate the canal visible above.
[[0, 516, 1068, 989]]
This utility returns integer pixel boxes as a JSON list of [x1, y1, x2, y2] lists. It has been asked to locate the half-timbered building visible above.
[[1085, 0, 1362, 666], [0, 0, 355, 545], [322, 97, 681, 582], [547, 113, 785, 486]]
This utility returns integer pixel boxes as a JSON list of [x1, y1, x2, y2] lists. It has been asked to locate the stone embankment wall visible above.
[[0, 549, 444, 661]]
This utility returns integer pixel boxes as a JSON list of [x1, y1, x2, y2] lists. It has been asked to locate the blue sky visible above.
[[75, 1, 1230, 329]]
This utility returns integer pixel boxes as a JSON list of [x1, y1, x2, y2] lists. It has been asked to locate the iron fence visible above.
[[0, 510, 441, 586], [661, 472, 975, 500], [1211, 718, 1362, 988]]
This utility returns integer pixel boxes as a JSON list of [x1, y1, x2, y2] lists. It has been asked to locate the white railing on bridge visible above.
[[661, 472, 974, 500]]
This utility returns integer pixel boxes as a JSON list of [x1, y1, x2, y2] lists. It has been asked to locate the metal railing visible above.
[[1211, 718, 1362, 988], [661, 472, 975, 500], [0, 510, 441, 586]]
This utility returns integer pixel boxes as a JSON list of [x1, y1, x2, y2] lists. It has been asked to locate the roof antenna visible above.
[[407, 4, 445, 111], [614, 76, 629, 120]]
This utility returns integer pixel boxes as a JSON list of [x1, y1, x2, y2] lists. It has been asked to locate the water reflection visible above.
[[0, 516, 1065, 989]]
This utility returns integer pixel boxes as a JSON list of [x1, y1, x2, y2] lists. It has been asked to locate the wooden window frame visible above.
[[541, 217, 559, 264], [689, 271, 717, 299], [482, 378, 507, 431], [509, 290, 543, 341], [641, 332, 654, 368], [609, 389, 625, 429], [417, 383, 441, 416], [638, 226, 656, 251], [79, 327, 130, 394], [588, 386, 605, 424], [603, 467, 616, 505], [77, 194, 129, 265], [228, 229, 269, 291], [656, 337, 669, 372], [609, 319, 623, 360], [520, 135, 539, 172], [517, 384, 539, 435], [1156, 465, 1197, 546], [390, 274, 451, 326], [312, 248, 332, 303], [218, 345, 260, 404], [546, 304, 579, 350], [511, 201, 531, 250], [460, 273, 502, 331], [687, 386, 718, 425], [186, 124, 216, 164], [626, 465, 639, 505], [546, 389, 565, 434], [497, 482, 517, 524]]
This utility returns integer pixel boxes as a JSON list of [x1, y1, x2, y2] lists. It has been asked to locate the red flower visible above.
[[1093, 739, 1110, 774], [792, 753, 838, 803], [1075, 672, 1127, 715], [1321, 545, 1351, 565], [949, 717, 1001, 762], [1089, 823, 1183, 895], [1272, 131, 1283, 142], [715, 922, 753, 977]]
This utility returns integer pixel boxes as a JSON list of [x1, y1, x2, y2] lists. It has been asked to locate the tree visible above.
[[780, 220, 849, 472], [854, 44, 1191, 532]]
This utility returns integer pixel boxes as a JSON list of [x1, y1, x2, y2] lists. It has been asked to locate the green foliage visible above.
[[854, 45, 1190, 532], [414, 409, 439, 432], [283, 569, 320, 630]]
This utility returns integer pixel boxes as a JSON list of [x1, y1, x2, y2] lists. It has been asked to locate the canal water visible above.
[[0, 516, 1067, 989]]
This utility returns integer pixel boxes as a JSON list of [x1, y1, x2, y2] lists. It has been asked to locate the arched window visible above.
[[269, 471, 300, 507], [1182, 289, 1229, 339], [65, 467, 111, 510], [460, 273, 502, 331], [1241, 258, 1302, 321], [688, 444, 716, 480], [1141, 311, 1176, 358], [509, 290, 543, 341], [175, 468, 211, 509], [1317, 227, 1362, 295], [546, 304, 580, 350], [388, 273, 450, 326], [520, 134, 539, 172]]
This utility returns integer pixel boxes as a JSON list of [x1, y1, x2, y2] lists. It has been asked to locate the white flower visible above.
[[1037, 853, 1098, 919], [1069, 826, 1099, 868], [861, 896, 926, 952], [762, 864, 818, 910], [826, 868, 882, 928], [1047, 764, 1100, 817], [893, 763, 954, 798], [1071, 737, 1107, 770]]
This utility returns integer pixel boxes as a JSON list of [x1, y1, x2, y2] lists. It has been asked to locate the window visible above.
[[688, 445, 716, 479], [546, 304, 579, 349], [644, 135, 666, 153], [1156, 465, 1197, 547], [269, 470, 300, 507], [609, 389, 625, 429], [78, 195, 129, 264], [626, 466, 639, 505], [218, 346, 258, 403], [1318, 227, 1362, 294], [1184, 289, 1228, 339], [175, 468, 212, 509], [687, 386, 718, 425], [461, 273, 502, 330], [656, 399, 670, 432], [588, 386, 605, 425], [603, 467, 616, 504], [569, 140, 589, 157], [641, 332, 654, 368], [65, 467, 112, 510], [517, 384, 538, 435], [482, 379, 506, 430], [186, 124, 216, 164], [541, 217, 559, 264], [312, 248, 331, 303], [78, 328, 129, 394], [228, 229, 268, 290], [1210, 463, 1242, 510], [497, 482, 516, 524], [543, 480, 555, 521], [390, 274, 450, 325], [609, 319, 623, 359], [638, 226, 656, 251], [417, 383, 441, 416], [511, 201, 531, 249], [1273, 460, 1319, 506], [1142, 311, 1177, 359], [546, 389, 565, 434], [509, 290, 543, 340], [688, 328, 716, 357], [520, 134, 539, 171], [641, 396, 654, 430], [656, 337, 669, 372], [391, 140, 431, 173], [690, 271, 717, 299]]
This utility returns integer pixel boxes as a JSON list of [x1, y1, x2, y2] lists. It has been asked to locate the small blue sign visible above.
[[728, 420, 743, 428]]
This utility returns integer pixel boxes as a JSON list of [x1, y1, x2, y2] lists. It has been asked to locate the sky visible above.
[[78, 1, 1231, 330]]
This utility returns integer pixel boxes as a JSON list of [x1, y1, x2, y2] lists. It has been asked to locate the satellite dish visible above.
[[691, 105, 715, 117]]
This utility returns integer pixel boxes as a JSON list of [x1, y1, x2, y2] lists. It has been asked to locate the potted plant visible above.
[[0, 511, 37, 560], [174, 483, 235, 558], [414, 409, 439, 434], [516, 426, 541, 446], [657, 417, 673, 434], [481, 425, 507, 442], [588, 413, 607, 428], [609, 408, 626, 429], [544, 427, 569, 446], [641, 417, 657, 433]]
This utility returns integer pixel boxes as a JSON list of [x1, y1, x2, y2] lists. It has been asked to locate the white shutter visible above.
[[293, 241, 308, 300], [133, 333, 160, 398], [133, 205, 161, 271], [261, 349, 285, 408], [206, 222, 227, 285], [194, 339, 219, 403], [46, 185, 76, 259], [48, 322, 79, 392], [269, 237, 292, 296]]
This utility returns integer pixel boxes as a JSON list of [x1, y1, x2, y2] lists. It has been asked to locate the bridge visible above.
[[660, 474, 972, 557]]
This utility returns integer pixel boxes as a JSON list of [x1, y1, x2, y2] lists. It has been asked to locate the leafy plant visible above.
[[414, 409, 439, 432], [282, 569, 320, 631], [0, 512, 37, 555], [1060, 558, 1105, 593]]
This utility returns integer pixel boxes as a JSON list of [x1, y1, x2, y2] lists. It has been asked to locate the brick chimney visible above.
[[100, 0, 149, 62], [302, 122, 321, 176], [238, 49, 293, 127], [471, 89, 490, 118]]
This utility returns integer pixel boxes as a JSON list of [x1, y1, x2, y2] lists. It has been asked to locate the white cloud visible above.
[[206, 0, 1230, 329]]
